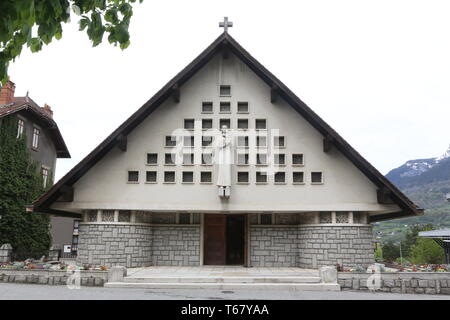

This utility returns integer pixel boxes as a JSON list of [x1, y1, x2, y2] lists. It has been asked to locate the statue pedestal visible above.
[[218, 186, 231, 198]]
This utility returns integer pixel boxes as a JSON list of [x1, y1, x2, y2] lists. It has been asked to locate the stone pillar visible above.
[[48, 245, 61, 261], [108, 266, 127, 282], [0, 244, 13, 263]]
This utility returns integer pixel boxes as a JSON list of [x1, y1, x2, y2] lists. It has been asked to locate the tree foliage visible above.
[[0, 0, 143, 82], [381, 240, 400, 262], [0, 116, 51, 259], [409, 238, 445, 265]]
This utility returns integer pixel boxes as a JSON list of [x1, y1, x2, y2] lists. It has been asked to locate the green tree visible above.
[[0, 0, 143, 82], [409, 238, 445, 265], [403, 224, 434, 258], [0, 116, 51, 259], [381, 240, 400, 262]]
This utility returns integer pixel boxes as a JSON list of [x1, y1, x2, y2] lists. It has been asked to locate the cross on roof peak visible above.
[[219, 17, 233, 33]]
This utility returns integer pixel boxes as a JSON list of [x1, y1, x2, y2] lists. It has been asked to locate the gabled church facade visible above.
[[33, 30, 423, 269]]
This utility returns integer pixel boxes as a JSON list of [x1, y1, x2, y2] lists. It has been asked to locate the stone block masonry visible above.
[[77, 224, 152, 268], [77, 224, 200, 268], [152, 226, 200, 266], [250, 227, 298, 267], [338, 272, 450, 295], [250, 225, 374, 268], [298, 225, 374, 268]]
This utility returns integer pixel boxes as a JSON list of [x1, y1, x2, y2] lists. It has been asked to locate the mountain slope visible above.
[[375, 145, 450, 242]]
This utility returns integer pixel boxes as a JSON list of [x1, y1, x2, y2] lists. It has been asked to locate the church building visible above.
[[33, 22, 423, 269]]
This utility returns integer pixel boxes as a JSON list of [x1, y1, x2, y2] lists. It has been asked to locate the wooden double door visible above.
[[203, 214, 247, 265]]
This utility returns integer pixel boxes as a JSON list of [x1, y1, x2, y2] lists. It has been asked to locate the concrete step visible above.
[[123, 276, 321, 284], [105, 282, 340, 291]]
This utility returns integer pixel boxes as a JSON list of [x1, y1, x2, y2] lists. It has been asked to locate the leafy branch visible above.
[[0, 0, 143, 83]]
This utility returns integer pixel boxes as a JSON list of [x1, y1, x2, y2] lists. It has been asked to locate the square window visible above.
[[274, 136, 285, 148], [179, 213, 191, 224], [237, 136, 249, 148], [202, 119, 213, 129], [237, 102, 249, 113], [202, 153, 213, 165], [256, 136, 267, 147], [202, 136, 213, 147], [128, 171, 139, 183], [220, 102, 231, 113], [201, 171, 212, 183], [202, 102, 213, 113], [219, 85, 231, 96], [275, 172, 285, 183], [237, 119, 248, 129], [260, 214, 272, 225], [146, 171, 157, 183], [165, 136, 177, 147], [164, 171, 176, 183], [293, 172, 304, 184], [255, 119, 266, 130], [184, 136, 195, 147], [292, 154, 304, 165], [237, 172, 249, 183], [184, 119, 195, 130], [147, 153, 158, 165], [256, 172, 267, 183], [274, 154, 285, 165], [219, 119, 231, 129], [311, 172, 323, 184], [118, 210, 131, 222], [257, 153, 267, 165], [183, 153, 194, 165], [165, 153, 175, 165], [237, 153, 249, 165], [182, 171, 194, 183]]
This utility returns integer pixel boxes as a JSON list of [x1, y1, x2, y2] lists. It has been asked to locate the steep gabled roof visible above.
[[0, 97, 70, 158], [33, 32, 423, 221]]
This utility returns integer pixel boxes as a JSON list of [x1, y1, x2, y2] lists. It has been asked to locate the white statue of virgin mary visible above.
[[216, 126, 232, 197]]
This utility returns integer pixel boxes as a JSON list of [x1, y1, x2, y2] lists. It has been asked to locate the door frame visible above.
[[201, 213, 249, 266]]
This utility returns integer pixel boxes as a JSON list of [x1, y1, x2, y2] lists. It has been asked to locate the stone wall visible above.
[[338, 272, 450, 295], [298, 225, 374, 268], [77, 224, 152, 268], [0, 269, 108, 286], [152, 226, 200, 266], [249, 225, 374, 268], [250, 227, 298, 267], [77, 224, 200, 268]]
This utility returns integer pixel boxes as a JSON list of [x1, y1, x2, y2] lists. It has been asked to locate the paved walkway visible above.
[[1, 283, 449, 300], [126, 266, 318, 278]]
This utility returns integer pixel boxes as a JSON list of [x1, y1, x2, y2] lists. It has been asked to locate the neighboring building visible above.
[[0, 80, 72, 249], [33, 31, 423, 269]]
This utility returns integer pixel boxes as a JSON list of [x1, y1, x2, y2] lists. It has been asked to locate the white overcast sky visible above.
[[8, 0, 450, 180]]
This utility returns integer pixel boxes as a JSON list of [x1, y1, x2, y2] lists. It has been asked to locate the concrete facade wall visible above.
[[250, 225, 374, 268], [52, 52, 399, 216]]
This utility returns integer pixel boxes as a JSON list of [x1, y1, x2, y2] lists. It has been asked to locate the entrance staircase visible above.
[[105, 267, 340, 291]]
